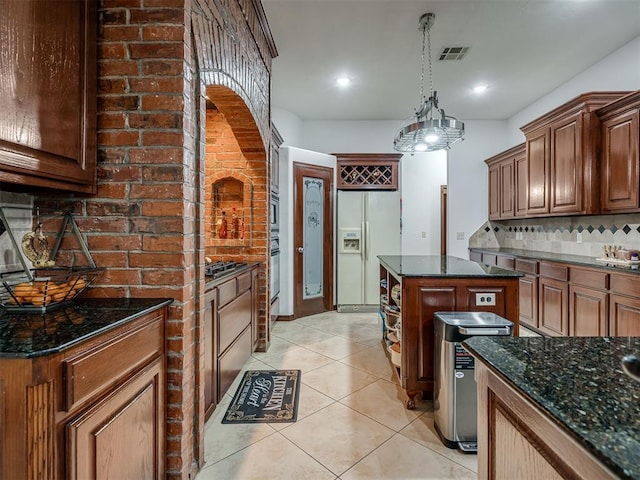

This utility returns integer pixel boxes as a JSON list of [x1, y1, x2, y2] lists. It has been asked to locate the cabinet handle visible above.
[[297, 247, 304, 253]]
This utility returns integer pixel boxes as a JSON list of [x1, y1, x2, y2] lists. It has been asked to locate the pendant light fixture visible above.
[[393, 13, 465, 153]]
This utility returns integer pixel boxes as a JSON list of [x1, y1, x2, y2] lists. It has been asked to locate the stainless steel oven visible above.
[[270, 236, 280, 301], [270, 191, 279, 233]]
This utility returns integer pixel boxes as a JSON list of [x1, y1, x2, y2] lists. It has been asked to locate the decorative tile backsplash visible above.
[[469, 213, 640, 257]]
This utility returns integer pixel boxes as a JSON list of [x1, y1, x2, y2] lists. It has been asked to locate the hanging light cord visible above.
[[417, 16, 435, 119]]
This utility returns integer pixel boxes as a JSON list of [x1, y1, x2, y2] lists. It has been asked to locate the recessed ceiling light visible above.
[[473, 84, 488, 94], [336, 77, 351, 87]]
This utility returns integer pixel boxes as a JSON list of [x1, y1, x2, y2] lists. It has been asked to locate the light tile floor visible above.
[[196, 311, 478, 480]]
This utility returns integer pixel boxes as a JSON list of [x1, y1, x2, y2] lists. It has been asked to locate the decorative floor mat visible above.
[[222, 370, 301, 424]]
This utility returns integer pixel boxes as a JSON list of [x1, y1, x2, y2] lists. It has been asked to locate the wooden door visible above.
[[66, 358, 164, 480], [488, 162, 500, 219], [601, 109, 639, 212], [519, 274, 538, 329], [569, 285, 608, 336], [293, 162, 334, 318], [550, 113, 583, 214], [538, 276, 568, 336], [526, 127, 550, 215], [609, 294, 640, 336]]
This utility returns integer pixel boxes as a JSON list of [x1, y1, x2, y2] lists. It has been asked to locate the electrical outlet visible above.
[[577, 232, 583, 243], [422, 231, 427, 238], [456, 232, 464, 240], [516, 231, 523, 240], [475, 293, 496, 306]]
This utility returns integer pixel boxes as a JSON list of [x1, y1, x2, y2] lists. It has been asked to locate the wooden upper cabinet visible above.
[[334, 153, 401, 190], [515, 150, 528, 216], [485, 143, 525, 219], [521, 92, 630, 217], [597, 91, 640, 213], [0, 0, 97, 194]]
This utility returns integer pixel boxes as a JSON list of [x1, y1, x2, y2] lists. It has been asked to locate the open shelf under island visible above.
[[378, 255, 522, 409]]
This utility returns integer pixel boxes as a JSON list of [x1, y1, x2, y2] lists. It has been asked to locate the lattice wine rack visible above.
[[335, 154, 401, 190]]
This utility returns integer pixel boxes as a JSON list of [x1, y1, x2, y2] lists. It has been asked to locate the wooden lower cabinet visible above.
[[518, 274, 538, 329], [204, 264, 260, 414], [609, 294, 640, 336], [0, 306, 166, 480], [569, 285, 608, 336], [204, 287, 217, 419], [67, 357, 164, 480], [538, 276, 569, 336], [400, 276, 519, 409], [475, 361, 618, 480]]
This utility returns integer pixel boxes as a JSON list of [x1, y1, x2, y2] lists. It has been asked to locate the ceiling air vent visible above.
[[439, 46, 469, 61]]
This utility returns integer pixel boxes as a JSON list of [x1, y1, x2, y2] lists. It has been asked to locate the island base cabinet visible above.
[[66, 357, 164, 480], [476, 362, 618, 480]]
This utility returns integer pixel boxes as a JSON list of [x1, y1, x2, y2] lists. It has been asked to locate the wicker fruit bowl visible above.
[[0, 267, 104, 313]]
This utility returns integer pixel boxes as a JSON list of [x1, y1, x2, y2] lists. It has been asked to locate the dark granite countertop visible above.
[[469, 247, 640, 274], [378, 255, 523, 278], [0, 298, 173, 359], [464, 336, 640, 480]]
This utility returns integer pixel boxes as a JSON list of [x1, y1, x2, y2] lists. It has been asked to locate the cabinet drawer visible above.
[[570, 267, 608, 290], [610, 273, 640, 297], [217, 325, 252, 401], [496, 255, 515, 270], [539, 262, 568, 281], [217, 278, 237, 307], [218, 289, 252, 354], [482, 253, 497, 266], [63, 313, 163, 412], [515, 258, 538, 275], [237, 271, 252, 293]]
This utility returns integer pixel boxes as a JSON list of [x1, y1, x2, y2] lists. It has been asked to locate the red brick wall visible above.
[[31, 1, 274, 479]]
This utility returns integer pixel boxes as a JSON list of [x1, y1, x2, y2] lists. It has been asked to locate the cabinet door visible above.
[[601, 109, 639, 212], [550, 113, 583, 214], [526, 127, 550, 215], [499, 160, 515, 217], [515, 151, 528, 216], [251, 268, 260, 350], [488, 162, 501, 219], [204, 287, 217, 419], [406, 286, 458, 391], [569, 285, 608, 336], [609, 294, 640, 336], [538, 276, 568, 336], [0, 0, 97, 193], [519, 274, 538, 329], [66, 357, 164, 480]]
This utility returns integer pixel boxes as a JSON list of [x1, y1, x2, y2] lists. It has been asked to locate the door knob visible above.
[[297, 247, 304, 253]]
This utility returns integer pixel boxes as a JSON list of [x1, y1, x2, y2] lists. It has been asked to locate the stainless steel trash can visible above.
[[433, 311, 513, 452]]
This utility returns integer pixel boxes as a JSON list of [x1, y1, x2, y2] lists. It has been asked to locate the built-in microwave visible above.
[[270, 192, 279, 232]]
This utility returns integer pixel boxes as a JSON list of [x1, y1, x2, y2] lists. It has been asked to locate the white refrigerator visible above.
[[337, 190, 401, 311]]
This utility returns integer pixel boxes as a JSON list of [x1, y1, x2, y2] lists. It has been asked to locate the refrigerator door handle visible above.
[[361, 221, 366, 261], [365, 221, 370, 261]]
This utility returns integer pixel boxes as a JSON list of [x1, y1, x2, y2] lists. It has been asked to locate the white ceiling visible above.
[[262, 0, 640, 121]]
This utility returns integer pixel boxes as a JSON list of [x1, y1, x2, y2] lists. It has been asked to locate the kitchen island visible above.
[[0, 298, 171, 479], [378, 255, 521, 408], [464, 335, 640, 480]]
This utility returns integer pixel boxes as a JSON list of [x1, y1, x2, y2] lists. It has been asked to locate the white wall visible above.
[[278, 147, 336, 316], [447, 120, 508, 259], [506, 36, 640, 146], [272, 107, 303, 147], [299, 120, 404, 154], [400, 151, 447, 255], [275, 35, 640, 265]]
